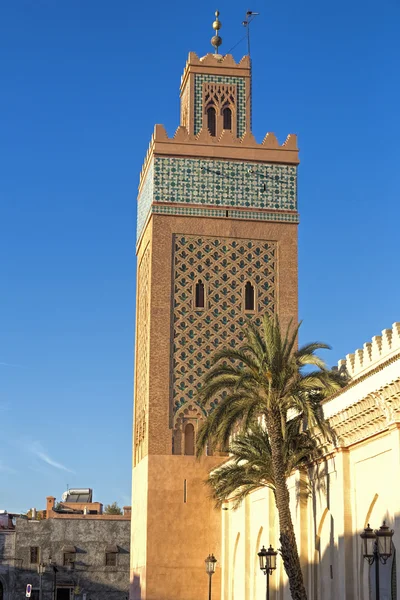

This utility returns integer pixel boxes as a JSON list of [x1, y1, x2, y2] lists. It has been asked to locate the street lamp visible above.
[[205, 554, 217, 600], [48, 556, 59, 600], [37, 563, 46, 600], [258, 545, 278, 600], [360, 521, 394, 600]]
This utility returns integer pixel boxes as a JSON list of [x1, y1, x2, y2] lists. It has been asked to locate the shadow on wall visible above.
[[129, 574, 141, 600], [244, 463, 399, 600], [267, 547, 397, 600], [273, 528, 397, 600], [0, 564, 129, 600]]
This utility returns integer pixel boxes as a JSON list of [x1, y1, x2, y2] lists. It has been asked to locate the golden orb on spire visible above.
[[213, 10, 221, 30], [211, 9, 222, 53]]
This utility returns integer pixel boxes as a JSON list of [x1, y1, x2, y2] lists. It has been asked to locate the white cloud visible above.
[[31, 442, 75, 474]]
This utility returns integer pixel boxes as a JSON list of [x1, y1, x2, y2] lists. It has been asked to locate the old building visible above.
[[0, 491, 131, 600], [220, 322, 400, 599], [131, 11, 299, 600]]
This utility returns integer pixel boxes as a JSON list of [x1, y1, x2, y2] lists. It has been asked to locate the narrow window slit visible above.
[[207, 106, 216, 136], [184, 423, 195, 455], [223, 107, 232, 130], [195, 280, 205, 308], [244, 281, 255, 311]]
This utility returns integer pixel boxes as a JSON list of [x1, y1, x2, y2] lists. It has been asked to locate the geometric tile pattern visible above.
[[137, 157, 298, 242], [153, 157, 297, 209], [134, 243, 151, 464], [194, 74, 246, 136], [171, 234, 277, 421]]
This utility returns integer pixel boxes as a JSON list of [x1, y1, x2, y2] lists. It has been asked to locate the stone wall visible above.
[[1, 516, 130, 600]]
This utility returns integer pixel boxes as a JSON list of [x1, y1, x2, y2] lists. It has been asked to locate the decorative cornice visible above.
[[139, 124, 299, 190], [327, 378, 400, 447], [320, 323, 400, 449]]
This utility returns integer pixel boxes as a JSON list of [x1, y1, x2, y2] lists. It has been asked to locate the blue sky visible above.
[[1, 0, 399, 512]]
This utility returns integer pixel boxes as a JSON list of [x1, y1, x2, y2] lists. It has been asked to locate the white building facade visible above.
[[220, 322, 400, 600]]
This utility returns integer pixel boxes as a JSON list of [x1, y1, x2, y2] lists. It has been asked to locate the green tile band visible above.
[[137, 156, 298, 241]]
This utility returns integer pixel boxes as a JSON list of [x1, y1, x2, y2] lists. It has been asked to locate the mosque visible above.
[[130, 11, 400, 600]]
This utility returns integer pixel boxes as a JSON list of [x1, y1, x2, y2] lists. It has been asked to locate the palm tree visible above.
[[207, 417, 323, 510], [196, 315, 345, 600]]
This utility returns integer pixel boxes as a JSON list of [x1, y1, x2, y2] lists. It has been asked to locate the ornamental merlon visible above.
[[338, 322, 400, 381], [139, 124, 299, 190]]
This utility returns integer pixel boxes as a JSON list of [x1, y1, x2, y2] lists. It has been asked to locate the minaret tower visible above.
[[131, 13, 299, 600]]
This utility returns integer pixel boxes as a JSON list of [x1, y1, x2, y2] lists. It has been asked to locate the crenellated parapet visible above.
[[139, 124, 299, 189], [181, 52, 250, 77], [337, 322, 400, 381], [136, 123, 299, 244]]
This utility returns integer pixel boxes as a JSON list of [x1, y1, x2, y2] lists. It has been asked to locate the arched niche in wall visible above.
[[253, 527, 264, 600], [314, 508, 336, 600], [231, 532, 241, 600], [222, 106, 232, 130], [207, 106, 216, 137], [184, 422, 195, 456], [362, 495, 396, 599], [195, 279, 205, 309], [244, 281, 255, 312]]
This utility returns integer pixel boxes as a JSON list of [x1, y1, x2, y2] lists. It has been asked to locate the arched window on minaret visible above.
[[222, 106, 232, 130], [195, 280, 205, 308], [207, 106, 216, 136], [244, 281, 255, 311], [184, 423, 195, 455]]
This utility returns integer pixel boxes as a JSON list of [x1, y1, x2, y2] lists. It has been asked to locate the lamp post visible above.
[[48, 556, 58, 600], [205, 554, 217, 600], [258, 545, 278, 600], [37, 563, 46, 600], [360, 521, 394, 600]]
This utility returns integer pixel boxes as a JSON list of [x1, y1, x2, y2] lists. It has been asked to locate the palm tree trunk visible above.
[[266, 412, 308, 600]]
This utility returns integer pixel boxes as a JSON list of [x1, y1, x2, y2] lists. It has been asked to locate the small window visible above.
[[184, 423, 195, 456], [223, 107, 232, 130], [195, 280, 205, 308], [244, 281, 255, 311], [63, 552, 75, 567], [30, 546, 39, 564], [207, 106, 216, 136], [106, 552, 117, 566]]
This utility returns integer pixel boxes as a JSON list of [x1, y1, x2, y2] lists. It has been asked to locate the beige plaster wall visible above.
[[220, 355, 400, 600], [143, 455, 222, 600], [130, 457, 149, 599]]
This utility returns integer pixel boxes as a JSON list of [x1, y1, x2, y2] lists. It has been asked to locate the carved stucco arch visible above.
[[253, 526, 264, 600], [231, 532, 241, 600], [172, 401, 207, 455], [313, 507, 333, 600]]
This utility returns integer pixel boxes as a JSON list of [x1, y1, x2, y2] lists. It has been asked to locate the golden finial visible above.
[[211, 10, 222, 54]]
